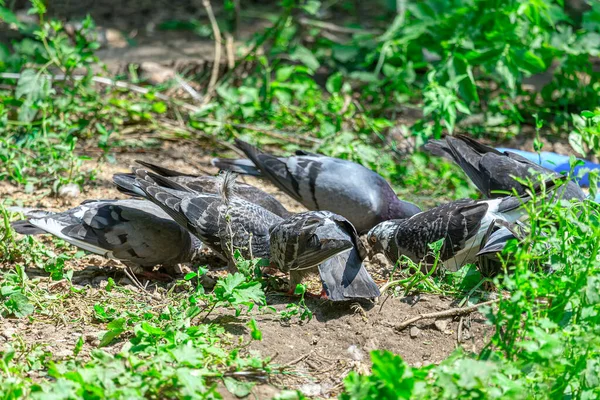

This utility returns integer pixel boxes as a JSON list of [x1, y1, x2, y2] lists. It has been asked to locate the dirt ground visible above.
[[0, 143, 493, 398]]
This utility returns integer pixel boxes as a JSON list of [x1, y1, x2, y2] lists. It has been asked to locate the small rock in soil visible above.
[[58, 183, 80, 198], [347, 344, 364, 361], [299, 383, 321, 397], [410, 326, 421, 338], [434, 319, 450, 333], [1, 328, 16, 340], [461, 329, 472, 340], [140, 62, 176, 85]]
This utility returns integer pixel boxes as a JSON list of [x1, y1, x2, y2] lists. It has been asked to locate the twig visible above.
[[225, 33, 235, 69], [394, 299, 500, 331], [298, 17, 382, 35], [201, 0, 223, 102], [123, 267, 162, 301], [0, 72, 201, 113], [284, 351, 313, 367], [457, 316, 464, 344], [174, 74, 203, 103]]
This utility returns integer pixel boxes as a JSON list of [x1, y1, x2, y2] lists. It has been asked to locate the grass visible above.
[[1, 0, 600, 398]]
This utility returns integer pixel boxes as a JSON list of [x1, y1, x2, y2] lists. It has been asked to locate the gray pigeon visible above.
[[424, 135, 585, 272], [367, 177, 563, 271], [269, 211, 380, 300], [114, 171, 284, 265], [10, 199, 204, 279], [211, 139, 421, 232], [424, 134, 586, 200], [114, 160, 290, 218]]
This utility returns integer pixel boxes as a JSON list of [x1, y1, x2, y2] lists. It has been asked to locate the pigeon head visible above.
[[367, 220, 397, 255]]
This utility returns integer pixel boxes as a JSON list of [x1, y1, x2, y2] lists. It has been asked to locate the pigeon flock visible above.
[[11, 135, 583, 300]]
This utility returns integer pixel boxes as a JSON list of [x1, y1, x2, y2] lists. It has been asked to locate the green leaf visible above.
[[332, 45, 360, 63], [0, 6, 22, 27], [247, 318, 262, 341], [224, 377, 255, 398], [581, 110, 596, 118], [6, 293, 34, 318], [73, 336, 84, 357], [569, 131, 586, 156], [152, 101, 167, 113], [16, 69, 51, 103], [141, 322, 165, 336], [370, 350, 415, 398], [326, 73, 343, 94], [184, 272, 198, 280], [301, 0, 321, 15], [107, 317, 126, 331], [290, 46, 320, 71], [99, 329, 124, 347]]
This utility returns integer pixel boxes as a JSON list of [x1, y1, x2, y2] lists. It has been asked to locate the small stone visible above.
[[410, 326, 420, 338], [140, 62, 176, 85], [347, 345, 364, 361], [461, 329, 472, 340], [311, 338, 318, 345], [104, 28, 128, 48], [299, 383, 321, 397], [54, 348, 72, 358], [85, 333, 100, 347], [1, 328, 16, 340], [58, 183, 80, 198], [434, 319, 449, 332]]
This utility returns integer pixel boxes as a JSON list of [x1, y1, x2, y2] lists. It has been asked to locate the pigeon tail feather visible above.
[[11, 220, 47, 235], [135, 160, 193, 177], [113, 174, 146, 197], [217, 171, 238, 204], [318, 248, 380, 301], [211, 157, 262, 176]]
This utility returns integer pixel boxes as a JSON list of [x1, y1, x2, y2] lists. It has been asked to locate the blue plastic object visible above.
[[496, 148, 600, 187]]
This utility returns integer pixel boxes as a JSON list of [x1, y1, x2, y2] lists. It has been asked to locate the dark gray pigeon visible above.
[[424, 134, 586, 200], [269, 211, 380, 301], [211, 139, 421, 232], [10, 199, 203, 279], [114, 171, 284, 265], [114, 160, 290, 218], [425, 135, 584, 272], [367, 176, 563, 271]]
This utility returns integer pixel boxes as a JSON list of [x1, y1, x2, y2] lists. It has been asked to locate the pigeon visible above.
[[367, 176, 564, 271], [424, 134, 586, 201], [114, 171, 283, 265], [10, 199, 204, 279], [425, 135, 585, 272], [269, 211, 380, 300], [114, 160, 290, 218], [211, 139, 421, 232]]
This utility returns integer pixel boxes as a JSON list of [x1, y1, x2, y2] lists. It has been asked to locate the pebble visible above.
[[410, 326, 421, 338], [434, 319, 449, 333], [346, 345, 364, 361], [58, 183, 80, 198], [1, 328, 16, 340], [140, 62, 176, 85], [299, 383, 322, 397], [54, 348, 72, 358]]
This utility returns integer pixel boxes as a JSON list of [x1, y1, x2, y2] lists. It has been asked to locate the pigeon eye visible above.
[[369, 235, 377, 243]]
